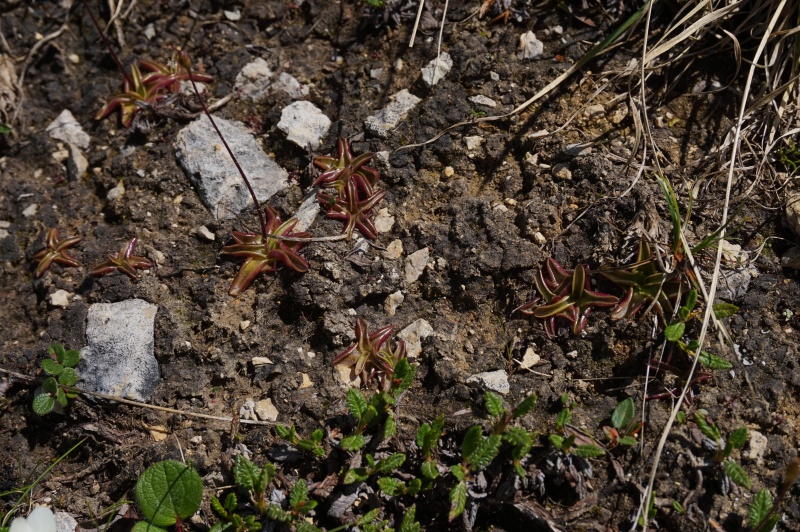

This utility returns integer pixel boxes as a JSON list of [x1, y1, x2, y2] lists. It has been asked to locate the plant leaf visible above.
[[62, 349, 80, 368], [346, 388, 367, 419], [728, 427, 748, 449], [33, 393, 55, 415], [461, 425, 483, 459], [611, 397, 635, 430], [664, 322, 685, 342], [399, 505, 420, 532], [573, 445, 606, 458], [41, 359, 62, 376], [343, 468, 368, 485], [421, 460, 439, 480], [722, 460, 751, 489], [340, 435, 365, 451], [377, 477, 405, 496], [748, 489, 774, 527], [375, 453, 406, 473], [448, 481, 467, 522], [698, 351, 733, 370], [233, 456, 258, 492], [132, 522, 169, 532], [58, 367, 78, 387], [466, 434, 502, 470], [484, 391, 504, 418], [135, 460, 203, 527], [512, 394, 537, 418], [713, 302, 739, 319]]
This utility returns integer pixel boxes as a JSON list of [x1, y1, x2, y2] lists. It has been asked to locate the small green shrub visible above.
[[32, 343, 80, 416]]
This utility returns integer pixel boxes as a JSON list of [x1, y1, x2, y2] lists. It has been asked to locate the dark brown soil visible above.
[[2, 1, 799, 531]]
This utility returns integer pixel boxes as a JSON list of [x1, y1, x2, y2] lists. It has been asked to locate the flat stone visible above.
[[518, 31, 543, 60], [196, 225, 215, 241], [293, 190, 320, 232], [49, 289, 70, 308], [55, 512, 78, 532], [67, 143, 88, 179], [277, 101, 331, 150], [745, 430, 768, 466], [404, 247, 429, 284], [397, 319, 433, 358], [373, 208, 394, 233], [234, 58, 274, 101], [252, 356, 274, 366], [80, 299, 159, 401], [107, 181, 125, 201], [272, 72, 309, 100], [421, 52, 453, 87], [239, 399, 256, 421], [552, 163, 572, 180], [469, 95, 497, 108], [365, 89, 421, 138], [384, 290, 404, 317], [519, 346, 540, 369], [465, 136, 484, 151], [174, 114, 288, 219], [46, 109, 90, 149], [383, 239, 403, 260], [22, 204, 37, 217], [467, 370, 510, 395], [254, 398, 279, 421]]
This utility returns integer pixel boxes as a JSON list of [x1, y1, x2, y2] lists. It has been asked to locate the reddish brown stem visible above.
[[80, 0, 133, 87]]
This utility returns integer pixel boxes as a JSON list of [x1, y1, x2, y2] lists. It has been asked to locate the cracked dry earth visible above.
[[1, 0, 800, 530]]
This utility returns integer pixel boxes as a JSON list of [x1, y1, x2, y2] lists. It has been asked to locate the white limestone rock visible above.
[[277, 101, 331, 150], [364, 89, 421, 138]]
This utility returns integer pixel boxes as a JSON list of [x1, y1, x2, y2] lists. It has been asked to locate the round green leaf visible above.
[[132, 522, 169, 532], [33, 393, 55, 415], [135, 460, 203, 527], [41, 359, 63, 376], [61, 349, 80, 368], [58, 367, 78, 387]]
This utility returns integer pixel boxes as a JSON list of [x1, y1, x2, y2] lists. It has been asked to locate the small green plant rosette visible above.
[[135, 460, 203, 528]]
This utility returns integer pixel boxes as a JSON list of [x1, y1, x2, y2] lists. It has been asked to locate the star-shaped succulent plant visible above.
[[332, 317, 407, 391], [516, 259, 618, 337], [221, 206, 311, 297], [599, 239, 684, 322], [318, 178, 386, 241], [91, 238, 154, 281], [313, 136, 379, 197], [32, 228, 82, 278]]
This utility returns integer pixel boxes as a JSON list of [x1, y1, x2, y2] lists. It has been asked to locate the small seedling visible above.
[[32, 228, 82, 278], [602, 397, 643, 449], [693, 410, 750, 489], [415, 414, 445, 487], [32, 343, 80, 415], [332, 318, 407, 391], [220, 205, 310, 297], [274, 424, 325, 457], [547, 393, 605, 458], [91, 237, 153, 281], [484, 391, 537, 476], [515, 259, 618, 337], [134, 460, 203, 532]]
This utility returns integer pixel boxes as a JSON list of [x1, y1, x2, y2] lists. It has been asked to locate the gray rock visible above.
[[421, 52, 453, 87], [254, 398, 279, 421], [384, 291, 404, 317], [272, 72, 309, 100], [48, 290, 70, 308], [80, 299, 160, 401], [293, 190, 320, 232], [234, 58, 274, 101], [277, 101, 331, 150], [467, 370, 510, 395], [404, 247, 429, 284], [518, 31, 543, 60], [55, 512, 77, 532], [240, 399, 256, 421], [174, 114, 288, 219], [397, 319, 433, 358], [469, 95, 497, 108], [364, 89, 421, 138], [67, 143, 88, 180], [46, 110, 90, 149]]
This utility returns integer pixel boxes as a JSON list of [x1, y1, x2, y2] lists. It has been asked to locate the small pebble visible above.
[[443, 166, 454, 178], [196, 225, 215, 241]]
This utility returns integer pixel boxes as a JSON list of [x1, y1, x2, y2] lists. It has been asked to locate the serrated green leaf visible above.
[[233, 456, 258, 492], [311, 428, 324, 443], [296, 522, 321, 532], [132, 522, 169, 532], [289, 479, 309, 509], [713, 302, 739, 319], [384, 413, 397, 439], [484, 391, 504, 418], [375, 453, 406, 473], [416, 424, 430, 448], [62, 349, 80, 368], [514, 464, 526, 476], [698, 351, 733, 370], [275, 424, 292, 440], [573, 445, 606, 458], [728, 427, 748, 449], [33, 393, 55, 415], [41, 358, 62, 376], [503, 426, 531, 448], [223, 492, 238, 513], [548, 434, 564, 448], [55, 387, 68, 407], [346, 388, 367, 418], [357, 508, 382, 526], [393, 358, 415, 397], [450, 464, 466, 481], [253, 462, 274, 495], [340, 434, 365, 451], [361, 405, 379, 427], [466, 434, 501, 470], [421, 460, 439, 480], [399, 505, 420, 532], [461, 425, 483, 459], [556, 409, 571, 431], [266, 505, 292, 522], [664, 322, 685, 342], [512, 394, 537, 418], [58, 367, 78, 387], [377, 477, 405, 496], [693, 412, 722, 442], [748, 489, 773, 527], [618, 436, 638, 446], [135, 460, 203, 527], [611, 397, 635, 430], [448, 481, 467, 522], [210, 496, 228, 519], [723, 460, 750, 489], [49, 342, 66, 360]]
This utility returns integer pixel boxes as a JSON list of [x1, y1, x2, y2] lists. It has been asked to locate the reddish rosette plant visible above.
[[221, 206, 311, 297], [332, 318, 407, 391], [32, 228, 82, 277], [91, 237, 154, 281]]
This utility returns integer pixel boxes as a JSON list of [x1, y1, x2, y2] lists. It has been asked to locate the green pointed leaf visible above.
[[132, 522, 169, 532], [512, 394, 537, 418], [484, 391, 504, 418], [41, 358, 63, 376], [461, 425, 483, 459], [713, 302, 739, 319], [210, 496, 228, 519], [723, 460, 750, 489], [384, 413, 397, 439], [312, 428, 324, 443], [573, 445, 606, 458], [548, 434, 564, 448], [694, 412, 721, 442], [728, 427, 748, 449], [466, 434, 501, 470], [377, 477, 405, 496], [450, 464, 466, 481], [683, 290, 698, 313], [375, 453, 406, 473], [340, 434, 365, 451], [664, 322, 685, 342], [233, 456, 258, 492], [275, 424, 293, 440], [346, 388, 367, 419], [618, 436, 638, 446], [135, 460, 203, 527], [698, 351, 733, 370], [611, 397, 635, 430], [49, 342, 66, 361], [399, 505, 420, 532], [33, 393, 55, 415], [253, 462, 274, 495], [393, 358, 415, 397], [748, 489, 774, 527], [289, 479, 310, 509], [421, 460, 439, 480], [448, 481, 467, 521], [296, 522, 321, 532], [55, 387, 68, 407]]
